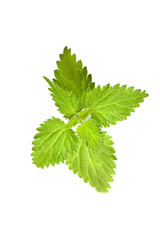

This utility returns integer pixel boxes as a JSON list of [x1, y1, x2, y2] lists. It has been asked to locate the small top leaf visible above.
[[54, 47, 95, 105], [76, 119, 103, 149]]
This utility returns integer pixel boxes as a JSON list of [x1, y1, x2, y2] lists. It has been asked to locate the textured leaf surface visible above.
[[44, 78, 81, 119], [86, 84, 149, 127], [32, 117, 78, 168], [66, 133, 117, 193], [54, 47, 95, 105], [77, 119, 103, 149]]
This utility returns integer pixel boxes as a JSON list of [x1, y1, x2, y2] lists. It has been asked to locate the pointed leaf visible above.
[[44, 79, 81, 119], [66, 133, 117, 193], [54, 47, 95, 105], [86, 84, 149, 127], [32, 117, 78, 168]]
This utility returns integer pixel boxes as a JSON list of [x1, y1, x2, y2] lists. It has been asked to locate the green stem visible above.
[[66, 109, 91, 128], [75, 113, 83, 124]]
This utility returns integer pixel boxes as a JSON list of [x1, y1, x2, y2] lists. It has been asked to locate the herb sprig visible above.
[[32, 47, 148, 193]]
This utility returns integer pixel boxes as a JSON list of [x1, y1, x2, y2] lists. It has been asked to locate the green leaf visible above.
[[44, 78, 81, 119], [76, 119, 103, 149], [54, 46, 95, 105], [32, 117, 78, 168], [66, 133, 117, 193], [86, 84, 149, 127]]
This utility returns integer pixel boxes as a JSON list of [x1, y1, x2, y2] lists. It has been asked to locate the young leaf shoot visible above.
[[32, 47, 149, 193]]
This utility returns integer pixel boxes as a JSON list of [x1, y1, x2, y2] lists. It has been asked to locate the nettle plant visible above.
[[32, 47, 148, 193]]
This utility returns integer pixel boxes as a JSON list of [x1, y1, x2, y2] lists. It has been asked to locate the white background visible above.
[[0, 1, 160, 239]]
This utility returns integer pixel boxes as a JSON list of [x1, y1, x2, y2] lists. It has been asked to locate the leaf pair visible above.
[[32, 47, 148, 193]]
